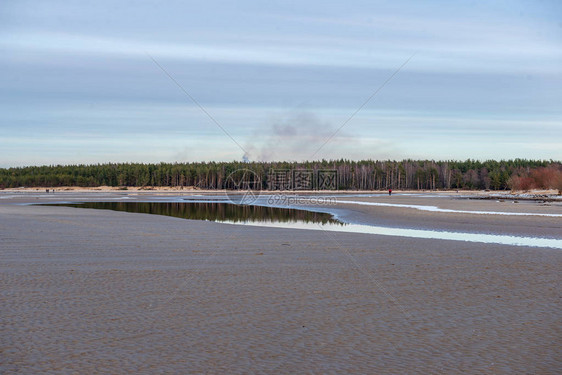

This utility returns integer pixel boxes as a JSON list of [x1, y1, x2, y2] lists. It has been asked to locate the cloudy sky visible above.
[[1, 0, 561, 166]]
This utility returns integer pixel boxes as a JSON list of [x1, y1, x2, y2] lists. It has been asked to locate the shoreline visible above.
[[5, 190, 562, 238], [2, 186, 560, 199]]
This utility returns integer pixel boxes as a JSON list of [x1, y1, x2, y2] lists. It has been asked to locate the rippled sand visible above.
[[1, 193, 561, 374]]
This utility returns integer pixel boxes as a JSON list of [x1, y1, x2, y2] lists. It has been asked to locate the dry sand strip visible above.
[[1, 195, 561, 374]]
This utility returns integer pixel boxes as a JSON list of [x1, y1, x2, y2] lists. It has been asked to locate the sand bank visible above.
[[1, 193, 560, 373]]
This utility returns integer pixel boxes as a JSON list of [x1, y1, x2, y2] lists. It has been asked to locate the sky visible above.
[[1, 0, 561, 167]]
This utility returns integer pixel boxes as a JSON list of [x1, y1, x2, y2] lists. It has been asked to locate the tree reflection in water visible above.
[[51, 202, 342, 225]]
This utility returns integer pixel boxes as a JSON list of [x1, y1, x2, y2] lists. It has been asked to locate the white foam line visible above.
[[336, 200, 562, 217], [220, 221, 562, 249]]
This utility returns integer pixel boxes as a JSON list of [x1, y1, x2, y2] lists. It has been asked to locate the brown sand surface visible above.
[[1, 192, 561, 374], [2, 186, 560, 196]]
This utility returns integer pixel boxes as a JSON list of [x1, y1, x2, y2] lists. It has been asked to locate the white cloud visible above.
[[2, 27, 560, 74]]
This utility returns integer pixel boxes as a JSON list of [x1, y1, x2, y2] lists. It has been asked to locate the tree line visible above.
[[1, 159, 561, 191]]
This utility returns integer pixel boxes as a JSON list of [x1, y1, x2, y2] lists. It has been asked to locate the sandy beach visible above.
[[1, 191, 561, 374]]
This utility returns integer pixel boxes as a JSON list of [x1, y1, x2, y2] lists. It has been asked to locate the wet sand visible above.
[[329, 194, 562, 239], [1, 192, 561, 374]]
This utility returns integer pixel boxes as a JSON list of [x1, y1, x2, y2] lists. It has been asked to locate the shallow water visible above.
[[335, 199, 562, 217], [180, 194, 562, 217], [47, 202, 562, 249], [49, 201, 340, 224], [226, 221, 562, 249]]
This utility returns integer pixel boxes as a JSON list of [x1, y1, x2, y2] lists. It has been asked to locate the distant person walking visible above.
[[388, 188, 392, 196]]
